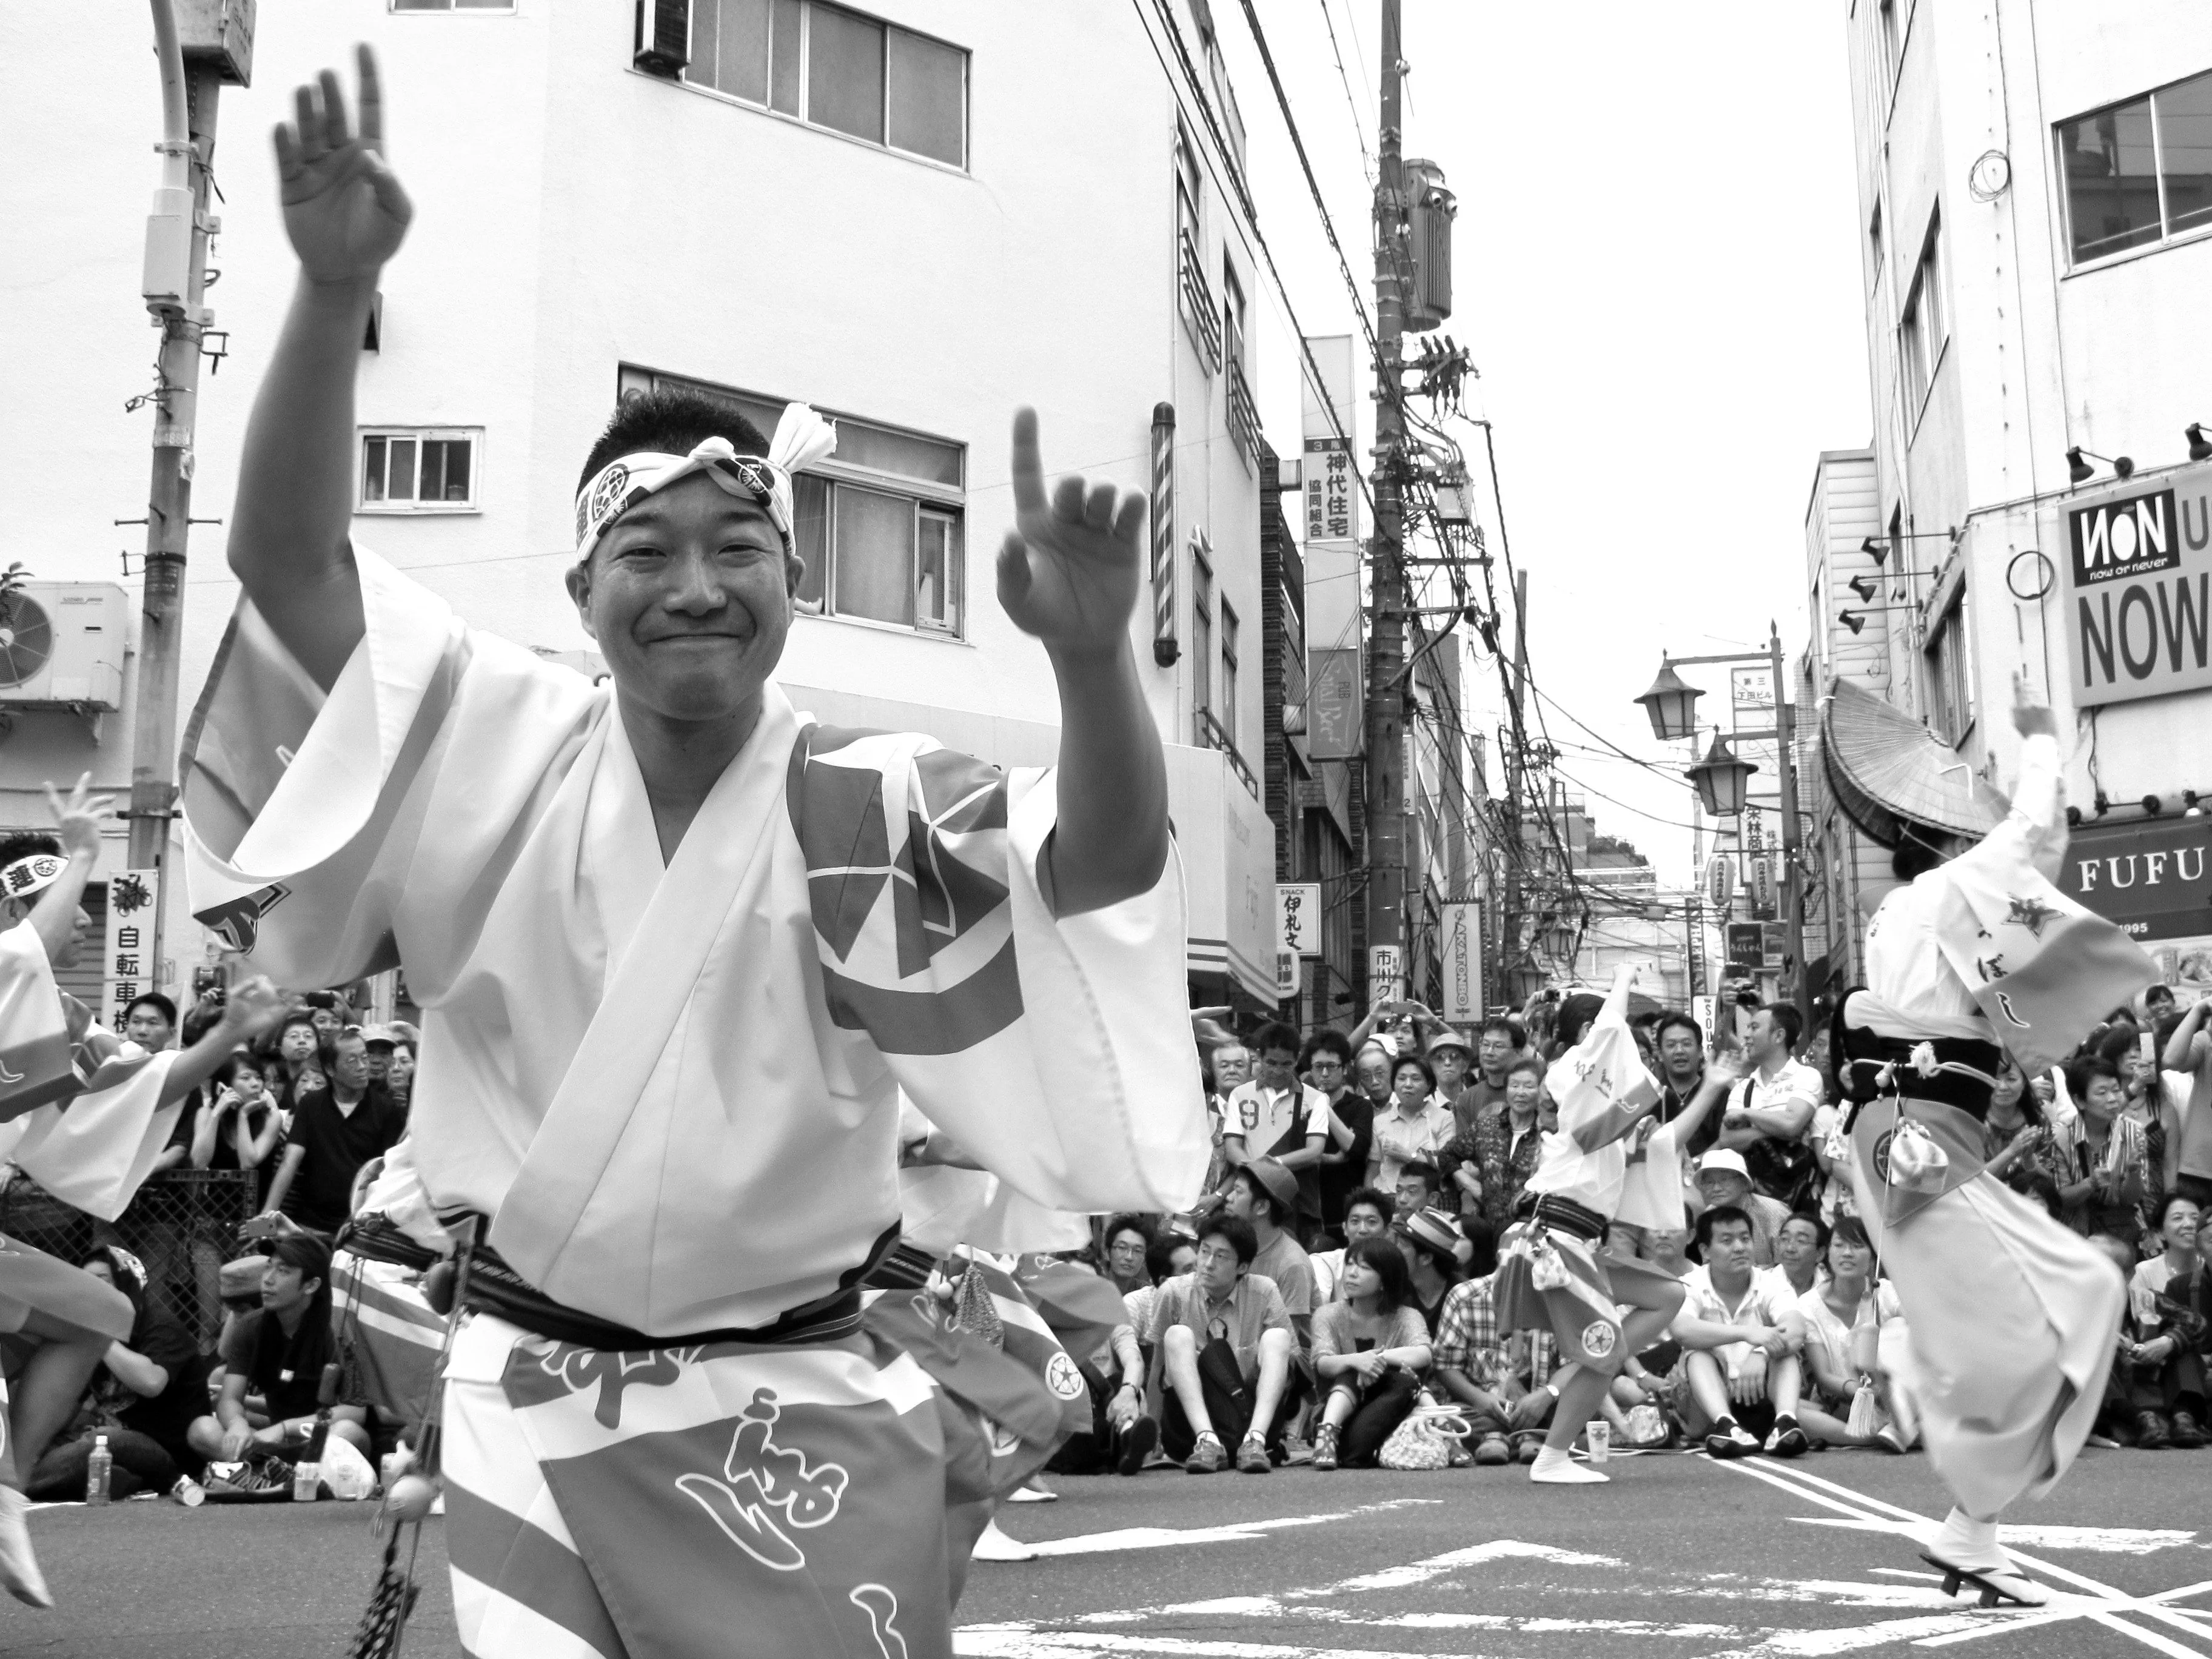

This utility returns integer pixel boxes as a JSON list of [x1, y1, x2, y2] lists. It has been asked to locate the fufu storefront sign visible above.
[[2064, 465, 2212, 708], [2059, 816, 2212, 943]]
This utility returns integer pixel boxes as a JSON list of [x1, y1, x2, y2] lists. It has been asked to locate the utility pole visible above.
[[1362, 0, 1408, 1010], [131, 1, 245, 990], [1770, 620, 1813, 1037], [1499, 568, 1528, 1007]]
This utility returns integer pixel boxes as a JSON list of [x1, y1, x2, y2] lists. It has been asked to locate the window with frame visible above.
[[1190, 541, 1213, 728], [1898, 214, 1946, 419], [615, 366, 966, 636], [682, 0, 968, 169], [1926, 593, 1972, 743], [359, 428, 479, 511], [1175, 123, 1221, 372], [1220, 600, 1239, 748], [1867, 201, 1885, 296], [2056, 69, 2212, 266]]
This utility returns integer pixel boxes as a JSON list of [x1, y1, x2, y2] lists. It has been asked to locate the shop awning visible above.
[[1820, 678, 2007, 850]]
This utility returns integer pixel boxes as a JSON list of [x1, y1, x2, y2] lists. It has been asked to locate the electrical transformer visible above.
[[1404, 158, 1456, 332]]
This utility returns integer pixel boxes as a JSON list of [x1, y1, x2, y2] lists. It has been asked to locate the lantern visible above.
[[1634, 659, 1703, 743], [1686, 732, 1757, 817], [1705, 854, 1737, 910]]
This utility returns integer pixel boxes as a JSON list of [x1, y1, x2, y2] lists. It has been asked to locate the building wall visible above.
[[1828, 0, 2212, 997], [0, 0, 1277, 999]]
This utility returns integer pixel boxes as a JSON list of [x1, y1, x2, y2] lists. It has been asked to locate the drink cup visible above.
[[292, 1461, 321, 1503], [1585, 1419, 1610, 1463]]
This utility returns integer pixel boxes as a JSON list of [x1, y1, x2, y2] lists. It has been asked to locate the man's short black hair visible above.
[[1654, 1010, 1704, 1050], [1695, 1204, 1755, 1251], [1397, 1160, 1439, 1192], [124, 993, 177, 1029], [1341, 1186, 1392, 1224], [578, 387, 771, 492], [1196, 1215, 1258, 1267], [1479, 1016, 1526, 1048], [1300, 1030, 1354, 1068], [1251, 1021, 1302, 1061], [1760, 1002, 1804, 1050], [0, 831, 62, 871]]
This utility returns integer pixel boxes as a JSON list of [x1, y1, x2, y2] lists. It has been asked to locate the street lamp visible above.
[[1634, 659, 1703, 743], [1686, 731, 1757, 817]]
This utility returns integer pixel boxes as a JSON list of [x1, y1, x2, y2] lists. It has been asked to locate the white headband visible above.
[[0, 853, 65, 899], [573, 402, 838, 566]]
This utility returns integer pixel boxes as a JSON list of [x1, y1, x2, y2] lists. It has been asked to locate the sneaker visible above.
[[0, 1487, 52, 1609], [1766, 1419, 1809, 1459], [1115, 1414, 1160, 1476], [1236, 1435, 1272, 1474], [201, 1456, 293, 1503], [1312, 1424, 1341, 1471], [1278, 1432, 1315, 1467], [1705, 1423, 1759, 1461], [1184, 1432, 1227, 1474], [1473, 1433, 1512, 1466]]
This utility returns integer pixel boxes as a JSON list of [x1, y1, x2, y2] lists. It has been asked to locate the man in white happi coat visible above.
[[182, 50, 1204, 1659]]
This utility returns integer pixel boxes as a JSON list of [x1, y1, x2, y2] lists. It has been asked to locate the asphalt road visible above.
[[7, 1445, 2208, 1657]]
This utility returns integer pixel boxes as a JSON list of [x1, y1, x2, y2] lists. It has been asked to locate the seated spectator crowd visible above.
[[20, 979, 2210, 1508], [8, 985, 421, 1501]]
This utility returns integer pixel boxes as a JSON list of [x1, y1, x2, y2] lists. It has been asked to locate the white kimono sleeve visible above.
[[182, 549, 603, 999], [793, 725, 1209, 1217]]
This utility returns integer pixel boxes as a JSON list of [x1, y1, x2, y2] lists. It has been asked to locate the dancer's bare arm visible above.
[[227, 47, 412, 689], [997, 411, 1170, 915]]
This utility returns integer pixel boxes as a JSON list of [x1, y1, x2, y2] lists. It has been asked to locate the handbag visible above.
[[1846, 1381, 1880, 1438], [1378, 1404, 1470, 1471]]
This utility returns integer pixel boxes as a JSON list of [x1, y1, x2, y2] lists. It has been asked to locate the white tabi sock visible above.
[[1529, 1445, 1607, 1484], [1931, 1507, 2005, 1572]]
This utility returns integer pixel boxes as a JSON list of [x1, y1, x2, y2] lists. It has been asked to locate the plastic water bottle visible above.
[[292, 1461, 320, 1503], [85, 1435, 112, 1505]]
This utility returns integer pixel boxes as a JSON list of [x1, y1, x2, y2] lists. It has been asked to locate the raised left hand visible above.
[[996, 409, 1146, 656]]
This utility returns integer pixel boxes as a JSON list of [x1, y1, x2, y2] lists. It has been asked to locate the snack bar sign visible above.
[[2064, 468, 2212, 708]]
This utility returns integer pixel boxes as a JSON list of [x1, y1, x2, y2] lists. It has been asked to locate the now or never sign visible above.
[[2065, 469, 2212, 708]]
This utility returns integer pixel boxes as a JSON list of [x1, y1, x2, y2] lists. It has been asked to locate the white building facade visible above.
[[1810, 0, 2212, 996], [0, 0, 1280, 1015]]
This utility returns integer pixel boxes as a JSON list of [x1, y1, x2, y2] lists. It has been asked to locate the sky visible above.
[[1212, 1, 1873, 885]]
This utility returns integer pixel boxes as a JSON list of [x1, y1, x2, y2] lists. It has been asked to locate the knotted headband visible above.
[[0, 853, 66, 899], [572, 401, 839, 567]]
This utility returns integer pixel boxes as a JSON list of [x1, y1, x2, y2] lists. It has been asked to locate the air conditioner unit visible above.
[[0, 583, 129, 711]]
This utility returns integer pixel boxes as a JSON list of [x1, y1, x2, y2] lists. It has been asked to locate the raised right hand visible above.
[[45, 773, 113, 863], [275, 46, 412, 286]]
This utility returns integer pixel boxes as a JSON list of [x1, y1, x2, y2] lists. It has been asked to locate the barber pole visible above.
[[1150, 401, 1178, 666]]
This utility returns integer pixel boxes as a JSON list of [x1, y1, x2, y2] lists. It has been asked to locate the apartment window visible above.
[[1899, 214, 1946, 418], [616, 366, 966, 636], [1175, 124, 1222, 373], [1926, 594, 1972, 743], [683, 0, 967, 169], [1224, 260, 1257, 461], [1190, 540, 1213, 727], [1220, 602, 1239, 748], [359, 429, 478, 511], [2057, 69, 2212, 266]]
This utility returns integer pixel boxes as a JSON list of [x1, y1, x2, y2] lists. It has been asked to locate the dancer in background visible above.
[[1836, 674, 2148, 1607], [0, 780, 284, 1606], [1495, 966, 1687, 1485]]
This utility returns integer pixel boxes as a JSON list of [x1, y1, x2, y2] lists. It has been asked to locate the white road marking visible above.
[[1012, 1498, 1441, 1558], [1721, 1458, 2212, 1659], [1291, 1537, 1622, 1596]]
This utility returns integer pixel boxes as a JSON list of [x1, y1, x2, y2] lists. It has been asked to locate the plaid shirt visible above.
[[1430, 1274, 1554, 1391]]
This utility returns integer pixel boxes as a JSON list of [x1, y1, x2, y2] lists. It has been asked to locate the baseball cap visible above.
[[357, 1024, 398, 1048], [1242, 1158, 1299, 1216], [1697, 1149, 1752, 1179]]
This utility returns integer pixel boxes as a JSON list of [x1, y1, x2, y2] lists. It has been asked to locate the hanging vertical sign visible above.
[[1441, 902, 1482, 1022], [1368, 943, 1403, 1003], [1309, 648, 1364, 759], [1149, 401, 1177, 666], [1299, 335, 1364, 655], [1276, 884, 1321, 957], [101, 869, 160, 1034]]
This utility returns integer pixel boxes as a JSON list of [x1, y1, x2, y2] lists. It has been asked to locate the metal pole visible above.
[[1501, 567, 1528, 1005], [1362, 0, 1407, 1010], [1771, 621, 1812, 1037], [130, 2, 221, 994]]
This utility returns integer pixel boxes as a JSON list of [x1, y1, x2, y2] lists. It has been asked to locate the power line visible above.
[[1317, 0, 1374, 180]]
